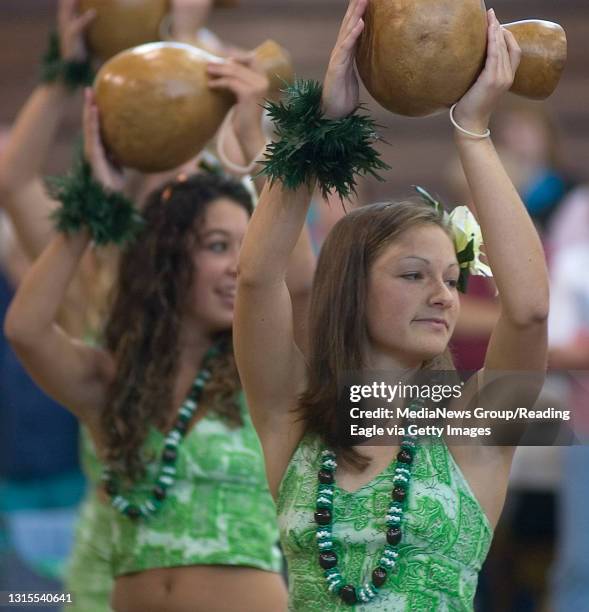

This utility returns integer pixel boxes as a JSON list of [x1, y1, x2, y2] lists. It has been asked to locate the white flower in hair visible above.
[[413, 186, 492, 292], [446, 205, 492, 279]]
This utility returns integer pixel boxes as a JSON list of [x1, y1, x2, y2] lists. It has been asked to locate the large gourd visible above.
[[94, 40, 294, 172], [80, 0, 168, 61], [94, 43, 234, 172], [80, 0, 240, 61], [355, 0, 567, 117], [252, 40, 295, 95]]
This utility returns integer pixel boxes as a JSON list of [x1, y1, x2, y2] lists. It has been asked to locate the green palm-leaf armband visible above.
[[48, 154, 144, 246], [40, 31, 94, 90], [260, 80, 390, 199]]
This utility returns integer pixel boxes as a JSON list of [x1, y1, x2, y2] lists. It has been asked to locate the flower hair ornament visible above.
[[413, 185, 492, 293]]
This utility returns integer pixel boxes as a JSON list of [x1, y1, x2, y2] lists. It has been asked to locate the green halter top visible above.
[[277, 434, 493, 611], [64, 430, 113, 612], [68, 393, 281, 583]]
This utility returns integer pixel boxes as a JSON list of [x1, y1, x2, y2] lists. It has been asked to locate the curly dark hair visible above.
[[101, 173, 253, 481]]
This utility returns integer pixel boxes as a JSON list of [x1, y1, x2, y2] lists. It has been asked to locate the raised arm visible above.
[[234, 0, 368, 493], [0, 0, 95, 259], [452, 10, 549, 374], [3, 231, 112, 421], [208, 56, 316, 339], [3, 90, 119, 424], [0, 85, 63, 257], [169, 0, 213, 44], [235, 180, 313, 410], [207, 57, 270, 192]]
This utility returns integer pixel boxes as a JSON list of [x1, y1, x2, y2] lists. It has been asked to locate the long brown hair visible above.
[[299, 199, 454, 468], [101, 173, 253, 480]]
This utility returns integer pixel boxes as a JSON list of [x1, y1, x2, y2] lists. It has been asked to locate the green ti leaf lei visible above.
[[39, 31, 94, 90], [48, 151, 144, 246], [259, 79, 390, 199]]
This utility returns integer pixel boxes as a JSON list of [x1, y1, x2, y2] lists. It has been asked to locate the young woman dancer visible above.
[[2, 85, 316, 610], [234, 0, 549, 609], [1, 2, 287, 608], [0, 0, 269, 333]]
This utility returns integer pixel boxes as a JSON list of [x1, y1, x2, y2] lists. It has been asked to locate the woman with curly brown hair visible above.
[[2, 85, 307, 610]]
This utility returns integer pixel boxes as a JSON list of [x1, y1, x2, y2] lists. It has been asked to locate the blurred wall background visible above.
[[1, 0, 587, 203]]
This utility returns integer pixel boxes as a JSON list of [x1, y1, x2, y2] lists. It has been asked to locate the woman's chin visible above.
[[412, 341, 448, 363]]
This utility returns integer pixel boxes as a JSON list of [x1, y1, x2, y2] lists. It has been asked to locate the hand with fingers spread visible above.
[[83, 88, 125, 192], [58, 0, 96, 62], [322, 0, 368, 119], [453, 9, 522, 135]]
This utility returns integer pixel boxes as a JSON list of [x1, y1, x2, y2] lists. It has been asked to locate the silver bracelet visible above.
[[449, 104, 491, 139], [216, 107, 268, 175]]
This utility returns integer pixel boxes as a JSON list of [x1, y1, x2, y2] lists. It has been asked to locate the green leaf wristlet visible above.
[[39, 31, 94, 90], [48, 153, 144, 246], [259, 80, 390, 199]]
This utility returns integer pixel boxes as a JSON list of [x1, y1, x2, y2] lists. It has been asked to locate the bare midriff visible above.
[[112, 565, 287, 612]]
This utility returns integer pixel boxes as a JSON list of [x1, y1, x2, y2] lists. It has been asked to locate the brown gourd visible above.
[[79, 0, 169, 62], [93, 40, 294, 172], [252, 40, 295, 95], [79, 0, 240, 61], [94, 43, 234, 172], [355, 0, 567, 117]]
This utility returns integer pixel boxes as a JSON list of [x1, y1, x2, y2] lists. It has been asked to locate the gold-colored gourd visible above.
[[94, 39, 294, 172], [94, 43, 234, 173], [79, 0, 169, 62], [252, 40, 295, 94], [355, 0, 567, 117], [80, 0, 240, 61]]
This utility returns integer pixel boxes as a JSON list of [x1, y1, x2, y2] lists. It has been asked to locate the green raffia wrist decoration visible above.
[[48, 154, 144, 246], [39, 31, 94, 90], [259, 79, 390, 199]]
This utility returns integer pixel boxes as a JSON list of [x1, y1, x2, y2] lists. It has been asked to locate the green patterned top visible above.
[[277, 435, 493, 611], [64, 429, 113, 612], [71, 394, 281, 580]]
